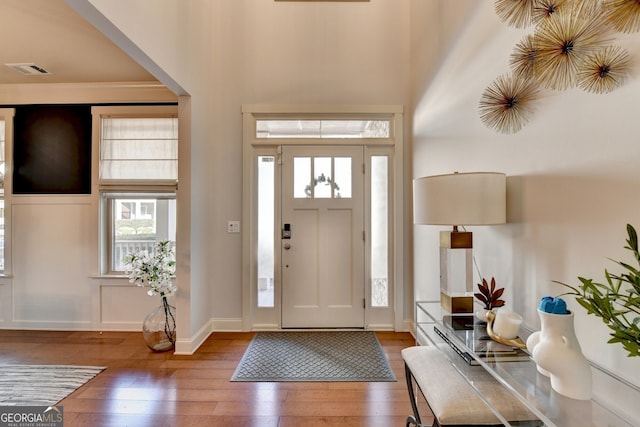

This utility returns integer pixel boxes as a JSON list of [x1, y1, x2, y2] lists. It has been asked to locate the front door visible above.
[[281, 145, 365, 328]]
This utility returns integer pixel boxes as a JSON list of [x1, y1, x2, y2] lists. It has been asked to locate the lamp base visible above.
[[440, 293, 474, 314], [440, 230, 473, 249]]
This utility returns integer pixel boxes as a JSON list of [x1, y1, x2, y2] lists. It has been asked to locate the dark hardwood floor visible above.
[[0, 330, 432, 426]]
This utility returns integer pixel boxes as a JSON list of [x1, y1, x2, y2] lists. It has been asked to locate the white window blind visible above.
[[100, 117, 178, 182]]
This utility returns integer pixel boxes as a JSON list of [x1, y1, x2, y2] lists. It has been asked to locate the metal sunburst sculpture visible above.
[[479, 74, 541, 134], [577, 45, 632, 93], [510, 34, 539, 80], [532, 0, 567, 25], [533, 4, 610, 90], [495, 0, 536, 28], [603, 0, 640, 33]]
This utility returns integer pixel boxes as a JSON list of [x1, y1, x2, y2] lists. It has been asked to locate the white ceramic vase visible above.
[[526, 309, 592, 400]]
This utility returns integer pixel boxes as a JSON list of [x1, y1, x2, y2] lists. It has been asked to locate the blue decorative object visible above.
[[539, 296, 569, 314]]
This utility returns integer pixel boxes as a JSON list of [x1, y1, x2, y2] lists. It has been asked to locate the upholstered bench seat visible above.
[[402, 346, 540, 426]]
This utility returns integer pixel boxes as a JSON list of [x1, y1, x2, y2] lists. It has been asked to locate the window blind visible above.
[[100, 117, 178, 182]]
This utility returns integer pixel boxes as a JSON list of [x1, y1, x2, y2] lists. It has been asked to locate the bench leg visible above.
[[405, 362, 423, 426]]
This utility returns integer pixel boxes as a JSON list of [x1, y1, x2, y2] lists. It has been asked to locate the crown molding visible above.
[[0, 81, 178, 105]]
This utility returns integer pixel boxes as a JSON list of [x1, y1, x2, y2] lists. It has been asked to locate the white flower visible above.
[[123, 241, 177, 298]]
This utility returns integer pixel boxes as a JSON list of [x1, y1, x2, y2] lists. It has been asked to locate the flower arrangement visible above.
[[474, 277, 506, 310], [123, 240, 177, 351], [123, 240, 177, 297]]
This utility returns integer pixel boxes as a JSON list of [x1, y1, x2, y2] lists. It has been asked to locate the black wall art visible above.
[[13, 105, 92, 194]]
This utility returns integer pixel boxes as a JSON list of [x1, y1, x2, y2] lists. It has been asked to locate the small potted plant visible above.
[[474, 277, 505, 321]]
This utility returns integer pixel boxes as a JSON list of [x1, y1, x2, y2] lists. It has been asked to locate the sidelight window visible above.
[[371, 155, 389, 307], [257, 155, 275, 307]]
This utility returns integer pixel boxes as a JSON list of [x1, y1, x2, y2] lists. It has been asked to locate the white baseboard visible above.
[[174, 319, 214, 355], [173, 317, 243, 355]]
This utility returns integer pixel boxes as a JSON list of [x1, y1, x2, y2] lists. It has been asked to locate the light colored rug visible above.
[[231, 331, 396, 382], [0, 364, 105, 406]]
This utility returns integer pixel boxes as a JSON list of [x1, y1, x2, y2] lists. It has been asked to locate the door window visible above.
[[294, 156, 352, 199]]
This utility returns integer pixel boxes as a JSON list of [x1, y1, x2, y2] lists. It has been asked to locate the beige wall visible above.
[[3, 0, 638, 416], [0, 85, 177, 333], [80, 0, 414, 345], [410, 0, 640, 416]]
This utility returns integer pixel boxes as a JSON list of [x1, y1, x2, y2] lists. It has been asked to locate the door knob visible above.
[[284, 243, 291, 250]]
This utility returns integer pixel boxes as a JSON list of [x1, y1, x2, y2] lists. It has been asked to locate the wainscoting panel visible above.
[[11, 202, 94, 328], [100, 284, 162, 330]]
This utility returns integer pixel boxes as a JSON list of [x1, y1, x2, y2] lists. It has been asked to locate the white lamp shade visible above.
[[413, 172, 506, 225]]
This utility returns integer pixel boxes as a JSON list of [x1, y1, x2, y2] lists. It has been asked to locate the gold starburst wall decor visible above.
[[510, 34, 538, 79], [532, 0, 567, 25], [485, 0, 638, 133], [533, 3, 610, 90], [577, 45, 632, 93], [603, 0, 640, 33], [479, 74, 541, 134], [495, 0, 536, 29]]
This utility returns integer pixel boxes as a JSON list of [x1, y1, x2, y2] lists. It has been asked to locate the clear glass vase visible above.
[[142, 297, 176, 352]]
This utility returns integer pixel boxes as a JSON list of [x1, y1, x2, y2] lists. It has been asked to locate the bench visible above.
[[402, 346, 541, 426]]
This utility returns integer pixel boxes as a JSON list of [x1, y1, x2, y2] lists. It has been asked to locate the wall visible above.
[[0, 84, 177, 332], [410, 0, 640, 419], [78, 0, 414, 341]]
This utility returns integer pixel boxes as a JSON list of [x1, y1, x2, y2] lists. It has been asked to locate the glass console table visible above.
[[415, 300, 639, 427]]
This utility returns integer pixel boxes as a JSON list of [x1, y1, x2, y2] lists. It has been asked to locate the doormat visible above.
[[0, 364, 105, 406], [231, 331, 396, 382]]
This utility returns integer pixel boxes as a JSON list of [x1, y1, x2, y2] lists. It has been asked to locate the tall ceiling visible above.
[[0, 0, 157, 85]]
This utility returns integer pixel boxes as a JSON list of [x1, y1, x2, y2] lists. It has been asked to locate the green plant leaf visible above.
[[555, 225, 640, 357]]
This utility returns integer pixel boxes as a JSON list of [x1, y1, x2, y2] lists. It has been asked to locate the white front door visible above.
[[281, 145, 365, 328]]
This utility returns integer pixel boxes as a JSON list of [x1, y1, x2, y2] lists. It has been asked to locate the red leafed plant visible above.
[[474, 277, 505, 310]]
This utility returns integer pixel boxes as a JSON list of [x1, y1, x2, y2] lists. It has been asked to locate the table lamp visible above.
[[413, 172, 506, 313]]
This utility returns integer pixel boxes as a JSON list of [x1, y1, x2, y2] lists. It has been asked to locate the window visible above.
[[256, 119, 390, 139], [105, 194, 176, 272], [293, 156, 352, 199], [257, 155, 275, 307], [371, 155, 389, 307], [93, 106, 178, 274]]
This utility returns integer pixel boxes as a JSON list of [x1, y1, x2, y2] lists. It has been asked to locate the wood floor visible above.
[[0, 330, 432, 427]]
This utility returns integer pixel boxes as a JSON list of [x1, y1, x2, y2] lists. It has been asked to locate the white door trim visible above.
[[241, 105, 404, 331]]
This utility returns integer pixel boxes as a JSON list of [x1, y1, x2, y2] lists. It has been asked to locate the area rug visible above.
[[0, 364, 105, 406], [231, 331, 396, 382]]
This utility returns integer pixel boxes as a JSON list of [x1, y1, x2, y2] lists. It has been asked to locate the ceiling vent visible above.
[[5, 63, 52, 76]]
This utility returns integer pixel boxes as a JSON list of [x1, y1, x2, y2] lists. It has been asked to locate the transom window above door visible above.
[[256, 119, 389, 139]]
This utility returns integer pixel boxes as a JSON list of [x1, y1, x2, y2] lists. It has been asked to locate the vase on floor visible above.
[[142, 296, 176, 352], [527, 309, 591, 400]]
